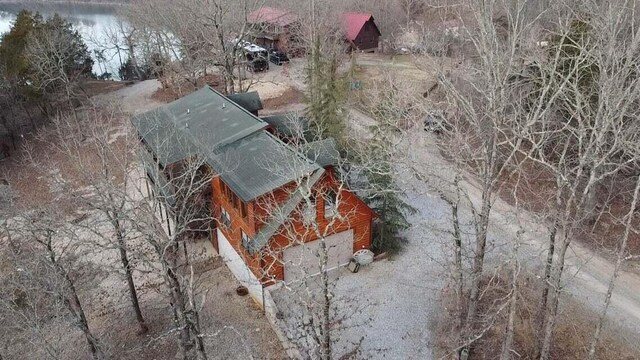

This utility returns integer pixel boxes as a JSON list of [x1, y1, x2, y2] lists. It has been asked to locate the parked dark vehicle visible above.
[[234, 39, 270, 72], [269, 49, 290, 65], [246, 51, 269, 72]]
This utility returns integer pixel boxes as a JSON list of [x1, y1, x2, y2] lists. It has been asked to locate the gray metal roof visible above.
[[261, 113, 309, 137], [132, 85, 323, 203], [131, 86, 268, 165], [208, 131, 320, 202], [132, 107, 197, 166], [303, 138, 340, 167], [227, 91, 264, 113]]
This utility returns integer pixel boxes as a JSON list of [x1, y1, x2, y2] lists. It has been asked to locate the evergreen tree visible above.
[[304, 36, 347, 145], [0, 10, 42, 99], [364, 93, 416, 253], [0, 11, 93, 99]]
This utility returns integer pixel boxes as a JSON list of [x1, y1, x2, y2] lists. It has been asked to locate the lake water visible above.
[[0, 2, 128, 79]]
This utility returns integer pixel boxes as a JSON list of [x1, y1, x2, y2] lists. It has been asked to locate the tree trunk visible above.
[[48, 241, 104, 360], [19, 102, 36, 131], [115, 222, 148, 334], [164, 243, 207, 360], [450, 195, 464, 327], [538, 232, 570, 360], [587, 176, 640, 359], [537, 216, 558, 337], [318, 236, 332, 360], [500, 281, 518, 360], [500, 232, 520, 360], [465, 195, 491, 325], [379, 197, 387, 250], [535, 178, 564, 358], [165, 260, 194, 359]]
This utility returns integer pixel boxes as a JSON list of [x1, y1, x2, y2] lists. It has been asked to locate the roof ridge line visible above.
[[205, 85, 269, 126]]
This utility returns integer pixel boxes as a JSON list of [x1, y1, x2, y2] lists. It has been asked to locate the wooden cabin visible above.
[[132, 87, 374, 303], [342, 12, 381, 51]]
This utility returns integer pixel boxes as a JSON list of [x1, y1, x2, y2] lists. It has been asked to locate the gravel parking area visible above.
[[270, 176, 452, 359]]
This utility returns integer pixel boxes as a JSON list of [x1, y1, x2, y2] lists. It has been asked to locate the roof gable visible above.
[[342, 12, 379, 41], [261, 113, 308, 137], [303, 138, 340, 167], [208, 131, 320, 202]]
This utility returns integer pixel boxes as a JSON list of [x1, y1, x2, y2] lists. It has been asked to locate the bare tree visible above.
[[415, 1, 541, 355], [128, 0, 264, 94], [509, 2, 640, 357], [411, 0, 640, 357], [587, 174, 640, 358], [26, 14, 93, 116], [4, 208, 106, 360], [134, 148, 214, 359], [35, 105, 149, 334], [251, 126, 371, 359]]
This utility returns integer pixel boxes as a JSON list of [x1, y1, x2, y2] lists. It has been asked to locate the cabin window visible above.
[[241, 230, 252, 249], [240, 201, 248, 218], [232, 193, 240, 210], [324, 190, 338, 218], [221, 207, 231, 228]]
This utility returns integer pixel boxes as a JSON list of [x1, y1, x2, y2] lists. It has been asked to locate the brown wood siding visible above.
[[211, 168, 374, 283], [255, 169, 373, 281], [354, 20, 380, 51], [211, 177, 263, 278]]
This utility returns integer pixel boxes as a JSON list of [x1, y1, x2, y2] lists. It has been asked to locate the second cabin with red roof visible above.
[[247, 7, 381, 53], [341, 12, 381, 51]]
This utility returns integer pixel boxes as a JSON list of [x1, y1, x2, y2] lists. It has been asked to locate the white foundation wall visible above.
[[138, 173, 176, 237], [216, 229, 264, 306]]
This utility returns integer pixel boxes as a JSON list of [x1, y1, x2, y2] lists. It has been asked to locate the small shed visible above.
[[342, 13, 381, 51]]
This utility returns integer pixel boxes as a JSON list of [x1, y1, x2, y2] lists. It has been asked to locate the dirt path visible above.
[[95, 79, 163, 115], [341, 49, 640, 338]]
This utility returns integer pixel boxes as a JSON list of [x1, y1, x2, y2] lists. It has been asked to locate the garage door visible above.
[[283, 230, 354, 283]]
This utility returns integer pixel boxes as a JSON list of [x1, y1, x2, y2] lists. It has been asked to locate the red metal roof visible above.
[[342, 12, 375, 41], [247, 7, 298, 27]]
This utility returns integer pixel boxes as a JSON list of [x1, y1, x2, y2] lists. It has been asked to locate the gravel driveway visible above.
[[270, 166, 453, 359], [271, 105, 640, 358]]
